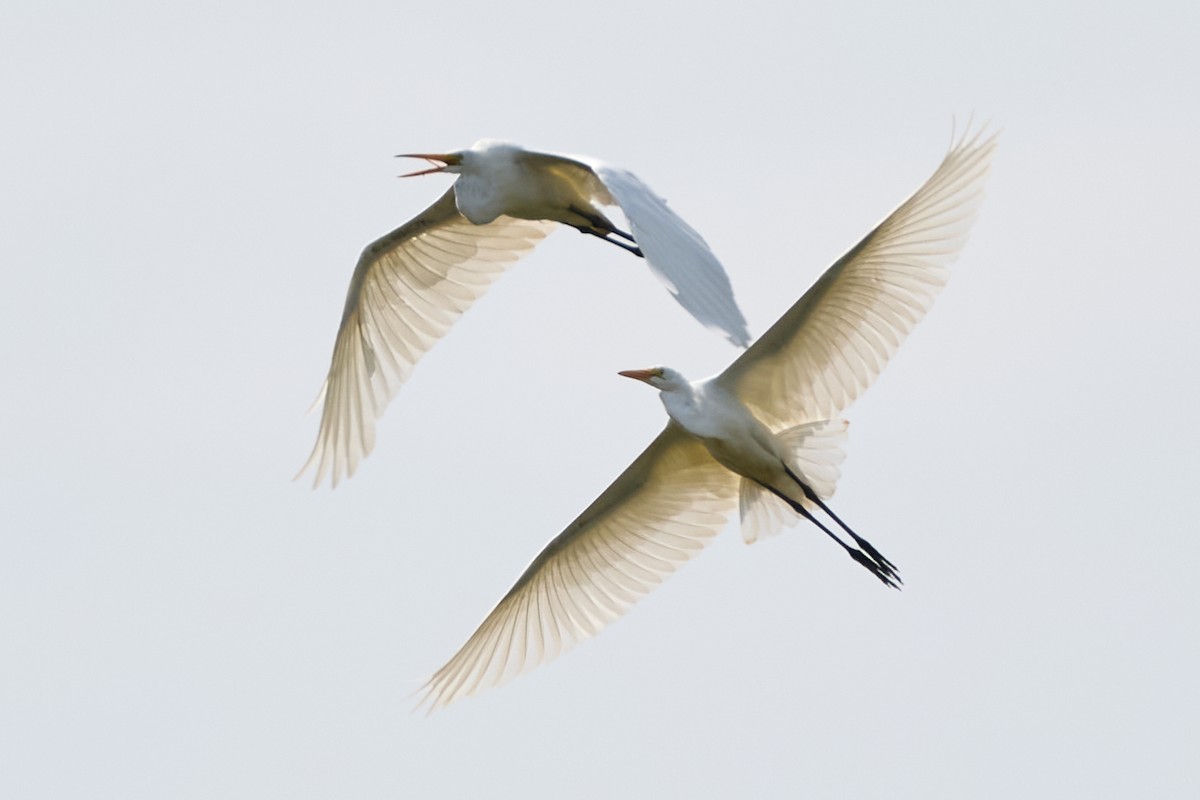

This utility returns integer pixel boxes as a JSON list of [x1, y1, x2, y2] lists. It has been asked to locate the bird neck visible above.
[[659, 380, 704, 430]]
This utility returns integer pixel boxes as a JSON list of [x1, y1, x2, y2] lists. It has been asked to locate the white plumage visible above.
[[419, 126, 998, 712], [300, 140, 751, 488]]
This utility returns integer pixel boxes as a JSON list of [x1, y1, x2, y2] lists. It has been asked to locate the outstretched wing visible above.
[[300, 188, 554, 488], [526, 151, 753, 348], [717, 127, 998, 429], [594, 164, 753, 348], [420, 423, 739, 712]]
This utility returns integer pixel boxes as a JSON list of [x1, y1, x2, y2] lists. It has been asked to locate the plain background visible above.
[[2, 0, 1198, 797]]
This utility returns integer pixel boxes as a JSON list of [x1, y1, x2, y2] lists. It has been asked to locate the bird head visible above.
[[396, 151, 466, 177], [618, 367, 688, 392]]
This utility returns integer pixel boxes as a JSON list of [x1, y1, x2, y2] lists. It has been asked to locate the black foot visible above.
[[849, 548, 902, 590], [787, 467, 901, 585], [848, 532, 899, 578]]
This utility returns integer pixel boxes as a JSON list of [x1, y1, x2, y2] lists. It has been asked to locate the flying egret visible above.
[[419, 127, 998, 711], [299, 140, 752, 488]]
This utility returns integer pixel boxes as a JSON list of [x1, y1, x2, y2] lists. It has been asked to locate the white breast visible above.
[[662, 380, 785, 483]]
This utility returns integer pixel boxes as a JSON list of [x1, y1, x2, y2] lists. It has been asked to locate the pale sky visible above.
[[2, 0, 1198, 797]]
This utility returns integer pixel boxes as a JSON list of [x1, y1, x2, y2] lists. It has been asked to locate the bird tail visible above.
[[739, 419, 849, 544]]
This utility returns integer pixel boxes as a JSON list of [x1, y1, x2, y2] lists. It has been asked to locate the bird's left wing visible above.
[[419, 423, 739, 711], [717, 127, 998, 430], [299, 188, 555, 488]]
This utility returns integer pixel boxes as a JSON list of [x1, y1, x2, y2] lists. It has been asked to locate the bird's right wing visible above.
[[524, 150, 753, 348], [419, 423, 740, 712], [299, 188, 555, 488], [717, 127, 998, 430], [593, 164, 754, 348]]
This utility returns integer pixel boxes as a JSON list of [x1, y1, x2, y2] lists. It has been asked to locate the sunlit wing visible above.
[[717, 127, 998, 429], [419, 423, 740, 712], [529, 151, 753, 348], [299, 188, 555, 488]]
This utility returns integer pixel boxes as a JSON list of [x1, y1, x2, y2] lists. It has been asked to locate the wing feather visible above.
[[593, 164, 753, 348], [717, 127, 998, 428], [299, 188, 554, 487], [420, 424, 739, 712], [521, 151, 753, 347]]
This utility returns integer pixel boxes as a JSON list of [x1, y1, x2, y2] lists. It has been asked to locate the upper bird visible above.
[[299, 140, 752, 488], [419, 126, 998, 712]]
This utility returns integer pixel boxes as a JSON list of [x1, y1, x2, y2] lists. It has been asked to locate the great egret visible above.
[[299, 140, 752, 488], [419, 127, 998, 711]]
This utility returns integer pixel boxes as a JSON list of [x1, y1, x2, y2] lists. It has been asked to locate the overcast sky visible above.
[[2, 0, 1198, 797]]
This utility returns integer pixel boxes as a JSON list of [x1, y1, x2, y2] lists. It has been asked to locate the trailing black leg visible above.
[[784, 465, 900, 578], [766, 485, 900, 590], [568, 205, 644, 256], [583, 230, 643, 257], [568, 204, 637, 240]]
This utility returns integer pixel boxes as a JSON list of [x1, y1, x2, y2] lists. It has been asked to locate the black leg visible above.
[[765, 485, 900, 590], [784, 465, 900, 577], [581, 230, 643, 257], [568, 204, 642, 252], [605, 225, 638, 243]]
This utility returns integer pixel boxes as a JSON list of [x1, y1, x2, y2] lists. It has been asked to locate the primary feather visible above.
[[718, 127, 998, 429], [299, 189, 553, 488]]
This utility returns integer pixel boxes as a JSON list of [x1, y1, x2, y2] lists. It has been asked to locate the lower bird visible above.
[[420, 126, 998, 712]]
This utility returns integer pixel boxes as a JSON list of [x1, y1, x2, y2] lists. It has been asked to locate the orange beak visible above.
[[618, 369, 659, 384], [396, 152, 462, 177]]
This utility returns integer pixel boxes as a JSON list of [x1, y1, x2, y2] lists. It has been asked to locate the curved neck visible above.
[[659, 380, 703, 429]]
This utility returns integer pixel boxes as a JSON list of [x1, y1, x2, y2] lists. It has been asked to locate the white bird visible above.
[[419, 126, 998, 712], [299, 140, 752, 488]]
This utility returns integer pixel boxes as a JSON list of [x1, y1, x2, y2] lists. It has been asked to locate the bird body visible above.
[[300, 139, 750, 488], [622, 366, 890, 580], [639, 368, 791, 490], [447, 140, 616, 232], [419, 126, 999, 711]]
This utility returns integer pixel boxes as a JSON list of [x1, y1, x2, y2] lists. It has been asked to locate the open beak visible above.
[[396, 152, 462, 177], [618, 369, 659, 384]]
